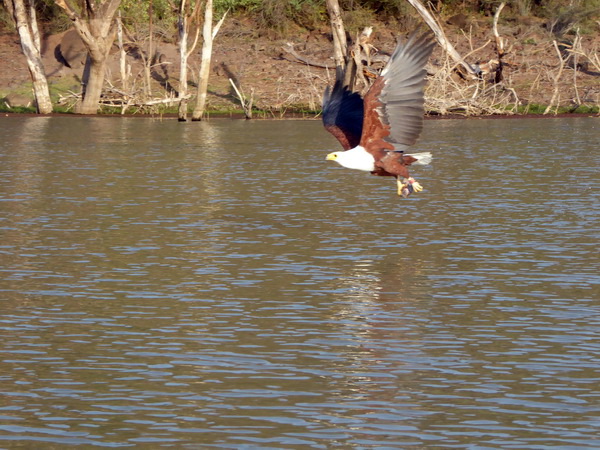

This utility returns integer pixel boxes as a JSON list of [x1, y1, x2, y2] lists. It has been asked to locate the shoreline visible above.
[[2, 110, 598, 120]]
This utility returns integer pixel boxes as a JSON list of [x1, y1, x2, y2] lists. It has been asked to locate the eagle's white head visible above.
[[326, 146, 375, 172]]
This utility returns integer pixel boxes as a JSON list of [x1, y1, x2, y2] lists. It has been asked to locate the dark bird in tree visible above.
[[323, 32, 435, 197]]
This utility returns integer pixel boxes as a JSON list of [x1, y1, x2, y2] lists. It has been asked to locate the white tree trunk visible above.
[[117, 11, 129, 92], [7, 0, 52, 113], [325, 0, 347, 70], [177, 12, 189, 121], [192, 0, 227, 121]]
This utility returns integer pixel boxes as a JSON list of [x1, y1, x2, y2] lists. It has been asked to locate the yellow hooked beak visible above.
[[326, 153, 337, 161]]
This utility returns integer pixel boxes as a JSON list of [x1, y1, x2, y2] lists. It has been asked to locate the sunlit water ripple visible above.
[[0, 116, 599, 448]]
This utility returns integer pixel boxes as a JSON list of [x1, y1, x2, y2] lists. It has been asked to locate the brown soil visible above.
[[1, 15, 599, 115]]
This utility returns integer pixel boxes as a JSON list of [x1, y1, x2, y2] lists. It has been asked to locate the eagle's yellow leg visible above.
[[397, 177, 423, 198], [397, 178, 406, 196]]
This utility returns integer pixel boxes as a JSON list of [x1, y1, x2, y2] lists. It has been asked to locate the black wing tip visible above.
[[322, 74, 364, 149], [322, 80, 363, 126]]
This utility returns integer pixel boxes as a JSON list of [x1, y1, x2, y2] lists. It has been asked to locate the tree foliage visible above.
[[2, 0, 597, 36]]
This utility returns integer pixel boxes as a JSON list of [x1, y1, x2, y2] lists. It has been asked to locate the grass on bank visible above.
[[515, 103, 599, 115], [2, 73, 598, 117], [2, 98, 598, 117]]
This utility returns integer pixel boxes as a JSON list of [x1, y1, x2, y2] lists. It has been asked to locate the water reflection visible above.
[[0, 116, 599, 447]]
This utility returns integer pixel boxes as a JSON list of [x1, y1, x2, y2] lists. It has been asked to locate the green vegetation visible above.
[[519, 103, 548, 115], [0, 104, 37, 114], [514, 103, 599, 115], [214, 0, 599, 36], [2, 0, 598, 38]]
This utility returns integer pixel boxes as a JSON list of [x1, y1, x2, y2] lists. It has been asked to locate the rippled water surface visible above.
[[1, 116, 599, 448]]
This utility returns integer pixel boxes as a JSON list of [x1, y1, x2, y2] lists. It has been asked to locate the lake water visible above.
[[0, 115, 599, 448]]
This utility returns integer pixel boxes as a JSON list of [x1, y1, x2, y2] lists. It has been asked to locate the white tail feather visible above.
[[406, 152, 432, 165]]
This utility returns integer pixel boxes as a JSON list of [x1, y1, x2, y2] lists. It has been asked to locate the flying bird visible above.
[[323, 32, 435, 197]]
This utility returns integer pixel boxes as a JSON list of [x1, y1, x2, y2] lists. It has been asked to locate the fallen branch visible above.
[[493, 2, 506, 57], [140, 96, 190, 106], [406, 0, 479, 79], [425, 50, 518, 116], [229, 78, 254, 119], [281, 43, 333, 69]]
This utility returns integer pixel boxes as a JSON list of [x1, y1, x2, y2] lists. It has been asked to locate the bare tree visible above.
[[4, 0, 52, 113], [324, 0, 376, 93], [492, 2, 507, 83], [175, 0, 202, 121], [116, 11, 130, 93], [325, 0, 347, 70], [192, 0, 227, 121], [55, 0, 122, 114], [145, 0, 154, 97]]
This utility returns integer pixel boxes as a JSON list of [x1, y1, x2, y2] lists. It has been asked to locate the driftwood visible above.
[[544, 40, 566, 115], [281, 43, 333, 69], [281, 38, 388, 74], [406, 0, 478, 79], [58, 84, 190, 114], [407, 0, 509, 83], [229, 78, 254, 119]]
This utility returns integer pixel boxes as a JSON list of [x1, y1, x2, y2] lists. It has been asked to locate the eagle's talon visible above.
[[397, 177, 423, 197], [411, 180, 423, 193]]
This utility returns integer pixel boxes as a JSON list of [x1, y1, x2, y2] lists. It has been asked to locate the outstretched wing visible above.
[[322, 77, 364, 150], [360, 32, 435, 157]]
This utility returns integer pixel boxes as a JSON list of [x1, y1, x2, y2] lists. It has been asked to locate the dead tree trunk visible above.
[[192, 1, 227, 121], [406, 0, 478, 79], [176, 0, 202, 121], [82, 54, 110, 112], [325, 0, 347, 70], [145, 0, 154, 97], [325, 1, 378, 95], [5, 0, 52, 113], [544, 40, 566, 115], [116, 11, 130, 93], [55, 0, 122, 114], [492, 2, 506, 83], [177, 10, 189, 121]]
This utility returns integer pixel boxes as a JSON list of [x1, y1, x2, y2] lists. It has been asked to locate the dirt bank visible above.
[[1, 15, 599, 115]]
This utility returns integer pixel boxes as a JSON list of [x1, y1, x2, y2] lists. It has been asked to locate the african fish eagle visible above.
[[323, 32, 435, 198]]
